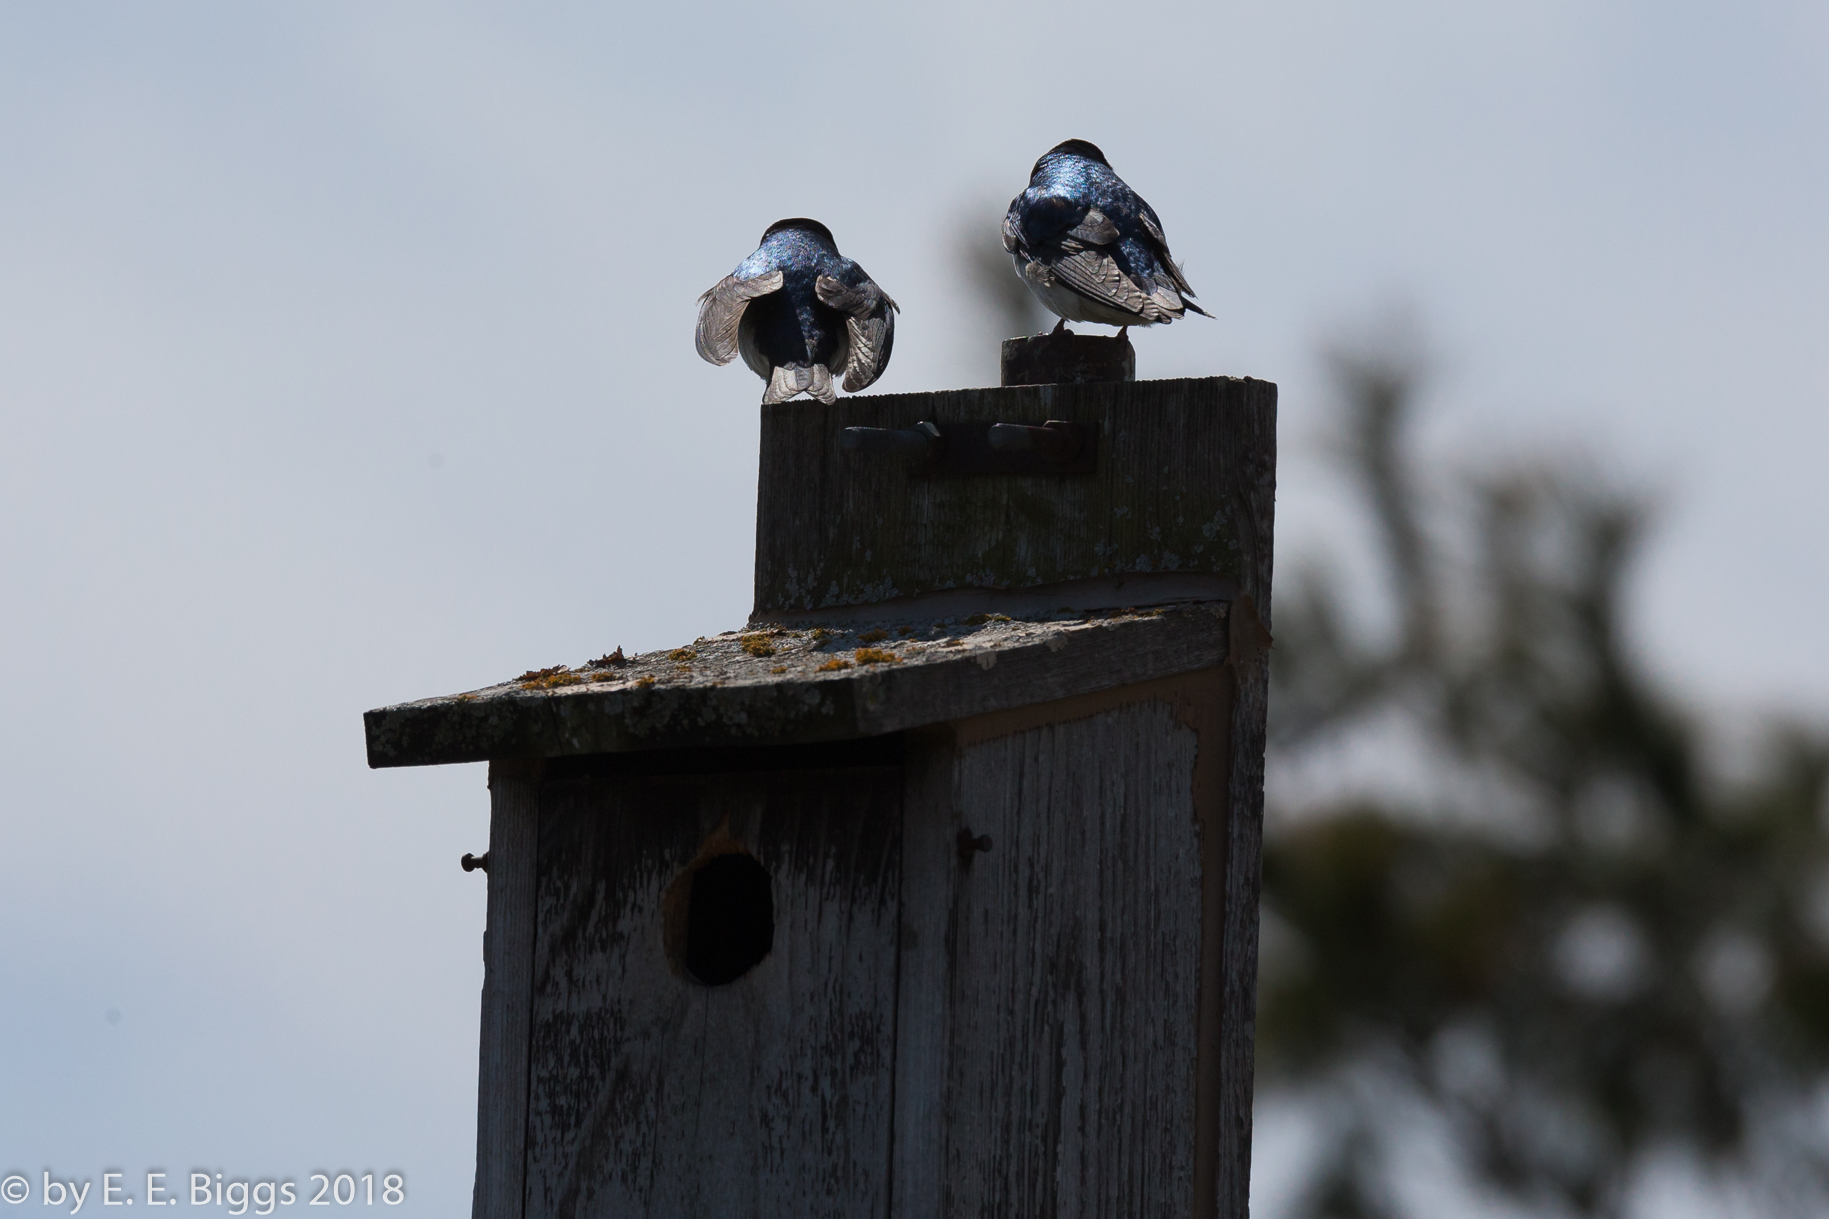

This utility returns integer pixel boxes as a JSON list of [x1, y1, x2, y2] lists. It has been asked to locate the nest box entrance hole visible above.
[[671, 850, 774, 986]]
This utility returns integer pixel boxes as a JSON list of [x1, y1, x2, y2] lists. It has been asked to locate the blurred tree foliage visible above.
[[1259, 340, 1829, 1217]]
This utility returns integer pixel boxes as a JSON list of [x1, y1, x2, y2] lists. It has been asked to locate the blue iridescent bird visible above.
[[1003, 139, 1210, 332], [695, 218, 898, 404]]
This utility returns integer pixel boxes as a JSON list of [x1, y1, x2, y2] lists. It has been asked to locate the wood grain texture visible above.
[[521, 765, 903, 1219], [1214, 646, 1269, 1219], [365, 604, 1230, 770], [1001, 331, 1135, 387], [753, 376, 1276, 617], [1211, 348, 1275, 1218], [475, 762, 541, 1219], [941, 698, 1208, 1217], [390, 369, 1278, 1216], [889, 728, 960, 1219]]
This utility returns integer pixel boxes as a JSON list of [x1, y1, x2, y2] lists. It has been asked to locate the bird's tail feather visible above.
[[1164, 255, 1211, 318], [762, 364, 838, 405]]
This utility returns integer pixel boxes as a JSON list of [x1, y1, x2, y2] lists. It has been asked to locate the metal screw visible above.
[[461, 851, 490, 874]]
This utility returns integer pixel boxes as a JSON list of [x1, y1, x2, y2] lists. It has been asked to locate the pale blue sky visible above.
[[1, 3, 1823, 1213]]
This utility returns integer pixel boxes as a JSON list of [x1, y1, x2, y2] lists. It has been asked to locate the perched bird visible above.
[[695, 218, 898, 404], [1003, 139, 1210, 333]]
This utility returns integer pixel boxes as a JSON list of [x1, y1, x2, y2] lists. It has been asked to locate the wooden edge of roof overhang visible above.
[[363, 600, 1233, 768]]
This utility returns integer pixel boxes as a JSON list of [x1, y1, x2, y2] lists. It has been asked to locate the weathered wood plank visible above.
[[474, 762, 541, 1219], [940, 689, 1212, 1217], [1210, 348, 1275, 1218], [1190, 672, 1238, 1219], [1001, 330, 1135, 387], [1214, 626, 1270, 1218], [365, 603, 1229, 770], [754, 376, 1276, 617], [521, 763, 903, 1219], [889, 728, 960, 1219]]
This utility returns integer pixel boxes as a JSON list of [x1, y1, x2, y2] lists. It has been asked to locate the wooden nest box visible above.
[[364, 340, 1277, 1219]]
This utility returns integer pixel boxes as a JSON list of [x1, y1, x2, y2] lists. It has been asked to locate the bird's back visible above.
[[737, 233, 848, 375]]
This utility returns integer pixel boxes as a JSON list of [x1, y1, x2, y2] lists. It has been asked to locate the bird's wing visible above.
[[1139, 208, 1168, 249], [1066, 208, 1119, 245], [694, 270, 785, 365], [813, 273, 883, 317], [1047, 247, 1160, 321], [816, 273, 898, 393], [1138, 208, 1198, 296], [840, 312, 895, 392], [1145, 278, 1190, 318], [1018, 196, 1117, 250]]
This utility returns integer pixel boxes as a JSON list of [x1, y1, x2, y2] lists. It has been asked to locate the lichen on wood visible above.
[[363, 602, 1233, 768]]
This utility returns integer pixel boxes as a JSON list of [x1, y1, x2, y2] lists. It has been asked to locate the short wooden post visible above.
[[1000, 330, 1135, 386], [365, 363, 1275, 1219]]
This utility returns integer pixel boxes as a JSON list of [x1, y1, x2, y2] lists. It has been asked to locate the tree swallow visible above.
[[1003, 140, 1210, 332], [696, 218, 898, 404]]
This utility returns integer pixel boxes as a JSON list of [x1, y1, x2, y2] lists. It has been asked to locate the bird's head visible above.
[[1034, 139, 1109, 176], [761, 217, 838, 249]]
